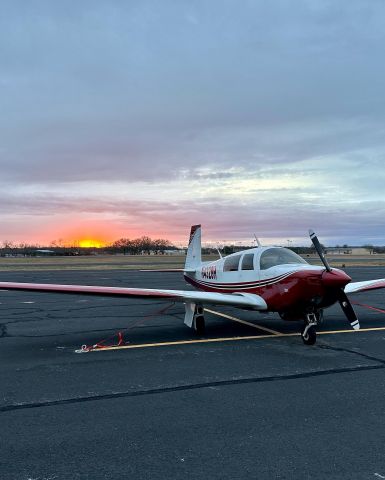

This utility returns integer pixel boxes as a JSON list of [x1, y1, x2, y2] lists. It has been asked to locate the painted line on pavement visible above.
[[204, 308, 281, 335], [318, 326, 385, 335], [77, 333, 286, 352], [77, 325, 385, 353], [351, 301, 385, 315]]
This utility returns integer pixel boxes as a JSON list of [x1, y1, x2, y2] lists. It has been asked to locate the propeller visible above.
[[308, 229, 332, 272], [337, 290, 360, 330], [309, 229, 360, 330]]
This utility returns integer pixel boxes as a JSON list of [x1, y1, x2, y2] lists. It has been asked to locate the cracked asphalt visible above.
[[1, 267, 385, 479]]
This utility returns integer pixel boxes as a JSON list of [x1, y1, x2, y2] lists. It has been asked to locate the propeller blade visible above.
[[337, 290, 360, 330], [308, 229, 332, 272]]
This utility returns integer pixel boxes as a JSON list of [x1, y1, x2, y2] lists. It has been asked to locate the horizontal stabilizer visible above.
[[139, 268, 186, 272]]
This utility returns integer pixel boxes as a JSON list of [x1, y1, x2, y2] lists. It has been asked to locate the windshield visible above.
[[260, 248, 308, 270]]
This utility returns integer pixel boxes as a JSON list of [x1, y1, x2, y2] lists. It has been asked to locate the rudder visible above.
[[185, 225, 202, 272]]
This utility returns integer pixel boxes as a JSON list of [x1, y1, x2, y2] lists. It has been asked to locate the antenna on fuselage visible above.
[[254, 234, 262, 248], [215, 246, 223, 259]]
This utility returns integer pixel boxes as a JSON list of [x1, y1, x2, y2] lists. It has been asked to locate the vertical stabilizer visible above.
[[185, 225, 202, 272]]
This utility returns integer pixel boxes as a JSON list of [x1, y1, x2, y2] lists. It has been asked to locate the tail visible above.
[[184, 225, 202, 272]]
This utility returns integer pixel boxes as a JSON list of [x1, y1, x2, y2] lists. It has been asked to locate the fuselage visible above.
[[184, 246, 351, 313]]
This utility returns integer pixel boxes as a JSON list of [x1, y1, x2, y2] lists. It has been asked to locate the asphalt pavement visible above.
[[1, 267, 385, 480]]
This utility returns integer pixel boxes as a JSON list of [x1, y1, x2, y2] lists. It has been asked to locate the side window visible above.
[[223, 254, 241, 272], [241, 253, 254, 270]]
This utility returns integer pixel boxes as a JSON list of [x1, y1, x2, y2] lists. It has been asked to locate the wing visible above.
[[345, 278, 385, 294], [0, 281, 267, 310]]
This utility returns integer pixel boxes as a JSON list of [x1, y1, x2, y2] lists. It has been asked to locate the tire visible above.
[[301, 325, 317, 345], [194, 315, 205, 335]]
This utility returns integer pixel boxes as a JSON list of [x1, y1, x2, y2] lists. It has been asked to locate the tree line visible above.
[[0, 236, 176, 256], [107, 237, 174, 255], [1, 238, 384, 257]]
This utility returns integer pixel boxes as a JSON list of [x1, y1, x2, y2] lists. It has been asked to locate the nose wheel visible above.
[[301, 312, 320, 345], [301, 324, 317, 345]]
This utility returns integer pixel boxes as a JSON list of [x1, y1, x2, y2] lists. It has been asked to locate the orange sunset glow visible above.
[[46, 220, 123, 248], [34, 217, 180, 248], [78, 239, 107, 248]]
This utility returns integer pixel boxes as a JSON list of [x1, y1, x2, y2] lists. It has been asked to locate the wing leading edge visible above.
[[0, 282, 267, 310]]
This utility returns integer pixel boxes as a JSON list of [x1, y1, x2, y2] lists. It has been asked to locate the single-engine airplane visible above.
[[1, 226, 385, 345]]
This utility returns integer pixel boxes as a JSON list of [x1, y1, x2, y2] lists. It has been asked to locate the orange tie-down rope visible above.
[[351, 301, 385, 315], [79, 303, 175, 352]]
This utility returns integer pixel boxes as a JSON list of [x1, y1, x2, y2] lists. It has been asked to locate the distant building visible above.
[[325, 247, 372, 255], [34, 249, 56, 256], [164, 249, 186, 255], [325, 247, 352, 255]]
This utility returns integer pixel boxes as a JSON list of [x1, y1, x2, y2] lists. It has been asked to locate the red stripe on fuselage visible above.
[[193, 271, 296, 289], [184, 270, 337, 312]]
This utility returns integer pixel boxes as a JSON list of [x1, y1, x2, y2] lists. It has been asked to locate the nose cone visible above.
[[322, 269, 351, 288]]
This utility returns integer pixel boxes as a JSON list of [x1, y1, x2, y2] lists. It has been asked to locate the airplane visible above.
[[1, 225, 385, 345]]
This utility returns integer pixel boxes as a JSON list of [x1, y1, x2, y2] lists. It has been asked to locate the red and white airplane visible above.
[[1, 226, 385, 345]]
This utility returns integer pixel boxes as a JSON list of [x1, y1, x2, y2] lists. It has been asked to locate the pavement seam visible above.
[[318, 343, 385, 365], [1, 363, 383, 414], [0, 323, 7, 338]]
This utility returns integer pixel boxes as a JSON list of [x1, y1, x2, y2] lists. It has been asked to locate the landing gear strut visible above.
[[184, 302, 205, 335], [301, 311, 322, 345]]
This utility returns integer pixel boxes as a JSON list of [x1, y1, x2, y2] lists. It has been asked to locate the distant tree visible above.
[[130, 238, 142, 255], [2, 240, 14, 249], [110, 238, 132, 255], [17, 242, 28, 256], [109, 236, 174, 255], [152, 238, 172, 254], [309, 242, 326, 254], [138, 236, 152, 254], [223, 245, 235, 255], [1, 240, 15, 256]]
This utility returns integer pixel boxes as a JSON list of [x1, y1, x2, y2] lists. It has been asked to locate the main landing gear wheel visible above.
[[301, 324, 317, 345], [193, 306, 205, 335], [194, 315, 205, 335]]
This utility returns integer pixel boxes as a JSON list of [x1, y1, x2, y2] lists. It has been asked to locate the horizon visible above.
[[1, 235, 383, 250], [1, 1, 384, 246]]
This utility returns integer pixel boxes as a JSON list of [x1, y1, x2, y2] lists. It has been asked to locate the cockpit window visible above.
[[241, 253, 254, 270], [223, 254, 242, 272], [260, 248, 307, 270]]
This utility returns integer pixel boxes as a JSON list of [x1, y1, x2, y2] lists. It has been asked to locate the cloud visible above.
[[1, 185, 384, 245], [1, 1, 385, 243]]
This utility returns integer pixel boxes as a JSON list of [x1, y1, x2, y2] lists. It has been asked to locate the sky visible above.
[[1, 0, 385, 247]]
